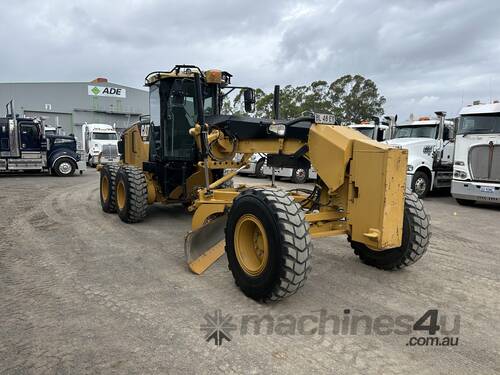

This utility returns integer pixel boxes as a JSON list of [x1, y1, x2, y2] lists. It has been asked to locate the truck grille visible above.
[[101, 144, 118, 159], [469, 143, 500, 182]]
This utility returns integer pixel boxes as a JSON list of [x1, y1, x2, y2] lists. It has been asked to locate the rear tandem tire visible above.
[[100, 164, 119, 213], [225, 188, 312, 302], [115, 166, 148, 223], [350, 191, 431, 270]]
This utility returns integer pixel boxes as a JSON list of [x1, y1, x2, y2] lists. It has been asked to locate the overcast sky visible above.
[[1, 0, 499, 119]]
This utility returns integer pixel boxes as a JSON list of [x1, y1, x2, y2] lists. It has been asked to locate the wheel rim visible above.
[[256, 163, 264, 176], [234, 214, 269, 276], [414, 177, 427, 196], [59, 162, 72, 174], [117, 180, 126, 210], [101, 175, 109, 202], [295, 168, 306, 181]]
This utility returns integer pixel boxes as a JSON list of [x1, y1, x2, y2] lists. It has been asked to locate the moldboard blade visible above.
[[184, 215, 227, 275]]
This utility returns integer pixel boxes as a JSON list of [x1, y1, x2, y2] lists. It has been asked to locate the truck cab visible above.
[[452, 102, 500, 205], [349, 123, 389, 141], [0, 101, 85, 176], [386, 113, 455, 198], [82, 123, 120, 167]]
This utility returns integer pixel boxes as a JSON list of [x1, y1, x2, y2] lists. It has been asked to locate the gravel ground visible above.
[[0, 171, 499, 374]]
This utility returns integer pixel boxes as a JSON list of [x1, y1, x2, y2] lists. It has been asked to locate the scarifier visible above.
[[98, 65, 430, 301]]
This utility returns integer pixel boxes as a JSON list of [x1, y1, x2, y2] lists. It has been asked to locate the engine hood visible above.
[[385, 138, 436, 148]]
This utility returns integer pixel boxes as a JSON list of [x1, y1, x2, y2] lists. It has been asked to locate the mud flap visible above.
[[184, 215, 227, 275]]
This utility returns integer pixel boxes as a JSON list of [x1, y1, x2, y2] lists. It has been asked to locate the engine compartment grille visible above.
[[469, 144, 500, 182], [101, 144, 118, 159]]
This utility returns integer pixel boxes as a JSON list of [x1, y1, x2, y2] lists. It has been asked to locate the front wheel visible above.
[[53, 158, 76, 177], [291, 168, 308, 184], [225, 188, 312, 302], [350, 191, 430, 270], [411, 171, 430, 198], [254, 158, 266, 178]]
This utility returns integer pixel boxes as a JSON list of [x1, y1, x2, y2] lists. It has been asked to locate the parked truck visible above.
[[82, 123, 120, 167], [254, 121, 390, 183], [451, 102, 500, 205], [0, 101, 85, 176], [386, 113, 455, 198]]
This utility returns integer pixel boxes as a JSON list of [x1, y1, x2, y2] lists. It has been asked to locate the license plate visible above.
[[315, 113, 336, 125], [480, 186, 495, 193]]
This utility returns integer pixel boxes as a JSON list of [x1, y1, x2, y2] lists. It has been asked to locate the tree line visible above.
[[222, 74, 386, 123]]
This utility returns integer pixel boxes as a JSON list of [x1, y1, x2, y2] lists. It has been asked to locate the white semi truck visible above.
[[451, 102, 500, 205], [242, 121, 390, 184], [82, 123, 120, 167], [386, 113, 455, 198]]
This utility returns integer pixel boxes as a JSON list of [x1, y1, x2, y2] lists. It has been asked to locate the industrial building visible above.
[[0, 78, 148, 145]]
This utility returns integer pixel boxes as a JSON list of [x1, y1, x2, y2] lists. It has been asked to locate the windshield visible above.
[[393, 125, 437, 139], [458, 114, 500, 135], [92, 132, 117, 140], [356, 127, 374, 138]]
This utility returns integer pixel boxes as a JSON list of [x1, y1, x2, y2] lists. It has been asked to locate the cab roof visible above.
[[398, 119, 453, 127], [145, 65, 232, 87], [460, 102, 500, 115]]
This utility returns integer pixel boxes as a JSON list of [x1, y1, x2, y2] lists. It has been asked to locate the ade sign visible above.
[[88, 85, 127, 98]]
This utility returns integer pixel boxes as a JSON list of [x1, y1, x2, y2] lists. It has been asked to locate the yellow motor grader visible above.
[[98, 65, 430, 302]]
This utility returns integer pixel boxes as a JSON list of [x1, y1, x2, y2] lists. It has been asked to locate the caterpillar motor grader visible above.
[[98, 65, 430, 302]]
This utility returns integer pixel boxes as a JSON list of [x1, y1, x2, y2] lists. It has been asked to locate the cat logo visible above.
[[140, 124, 150, 141]]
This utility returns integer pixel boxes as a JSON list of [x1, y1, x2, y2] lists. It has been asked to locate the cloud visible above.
[[1, 0, 499, 120]]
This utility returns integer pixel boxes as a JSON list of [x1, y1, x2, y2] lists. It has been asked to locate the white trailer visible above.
[[451, 102, 500, 205], [386, 113, 455, 198], [82, 123, 120, 167]]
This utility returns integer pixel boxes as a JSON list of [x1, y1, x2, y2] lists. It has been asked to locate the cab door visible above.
[[440, 126, 455, 167], [0, 118, 10, 153], [19, 122, 41, 151]]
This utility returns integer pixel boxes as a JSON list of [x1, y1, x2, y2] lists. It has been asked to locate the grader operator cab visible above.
[[99, 65, 430, 302]]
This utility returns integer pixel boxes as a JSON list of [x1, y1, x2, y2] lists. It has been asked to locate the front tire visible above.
[[291, 168, 308, 184], [53, 158, 76, 177], [115, 166, 148, 223], [254, 158, 266, 178], [350, 191, 430, 270], [100, 164, 119, 213], [225, 188, 312, 302], [456, 198, 475, 206], [411, 171, 430, 198]]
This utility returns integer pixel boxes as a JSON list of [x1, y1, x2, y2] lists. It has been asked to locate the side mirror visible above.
[[243, 88, 255, 113]]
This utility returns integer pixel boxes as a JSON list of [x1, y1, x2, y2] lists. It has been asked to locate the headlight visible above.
[[454, 161, 465, 166], [453, 171, 467, 179], [407, 165, 414, 172], [268, 124, 286, 137]]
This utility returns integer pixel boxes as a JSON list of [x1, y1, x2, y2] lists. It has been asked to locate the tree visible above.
[[221, 75, 385, 123], [329, 75, 386, 123]]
